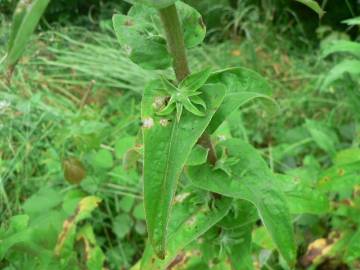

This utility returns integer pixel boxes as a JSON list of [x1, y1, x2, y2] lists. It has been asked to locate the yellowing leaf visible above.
[[54, 196, 101, 256]]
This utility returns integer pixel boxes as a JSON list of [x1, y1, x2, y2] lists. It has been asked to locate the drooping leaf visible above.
[[140, 196, 232, 269], [6, 0, 50, 67], [322, 40, 360, 59], [206, 68, 273, 134], [187, 139, 296, 266], [113, 2, 205, 70], [142, 80, 226, 258], [295, 0, 325, 17]]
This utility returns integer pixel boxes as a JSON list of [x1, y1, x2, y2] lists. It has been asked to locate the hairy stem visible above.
[[158, 4, 190, 82]]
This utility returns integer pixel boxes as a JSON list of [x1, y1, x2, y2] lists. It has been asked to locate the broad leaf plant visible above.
[[3, 0, 327, 269], [113, 1, 297, 269]]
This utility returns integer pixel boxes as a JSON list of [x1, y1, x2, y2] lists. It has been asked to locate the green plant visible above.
[[321, 17, 360, 122], [2, 0, 343, 269], [112, 1, 299, 268]]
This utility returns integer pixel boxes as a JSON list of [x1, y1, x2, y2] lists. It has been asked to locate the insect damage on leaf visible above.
[[142, 117, 155, 129]]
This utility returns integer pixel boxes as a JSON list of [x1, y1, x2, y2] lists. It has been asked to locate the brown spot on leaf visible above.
[[124, 19, 134, 26], [338, 168, 345, 176]]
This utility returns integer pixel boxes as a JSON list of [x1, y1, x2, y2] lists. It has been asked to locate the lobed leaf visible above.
[[142, 80, 226, 258], [187, 139, 296, 266]]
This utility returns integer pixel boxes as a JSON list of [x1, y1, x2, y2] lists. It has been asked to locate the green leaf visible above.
[[113, 214, 133, 239], [113, 2, 205, 70], [345, 229, 360, 263], [295, 0, 325, 17], [142, 80, 226, 258], [6, 0, 50, 67], [322, 40, 360, 59], [179, 68, 212, 92], [305, 119, 338, 156], [334, 148, 360, 165], [342, 17, 360, 26], [186, 145, 209, 166], [119, 196, 136, 213], [124, 0, 178, 9], [23, 187, 63, 216], [92, 149, 114, 169], [206, 68, 273, 134], [0, 215, 30, 259], [321, 60, 360, 90], [133, 203, 146, 220], [187, 139, 296, 266], [178, 3, 206, 48], [112, 10, 171, 70], [275, 174, 329, 215], [140, 196, 232, 269], [7, 0, 28, 53], [115, 137, 136, 158], [253, 226, 276, 250], [317, 160, 360, 192], [224, 201, 255, 270]]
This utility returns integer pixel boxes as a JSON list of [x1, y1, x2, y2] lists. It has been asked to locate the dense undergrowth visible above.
[[1, 1, 360, 269]]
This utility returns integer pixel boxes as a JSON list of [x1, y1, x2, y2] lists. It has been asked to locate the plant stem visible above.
[[158, 4, 217, 164], [158, 4, 190, 82]]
